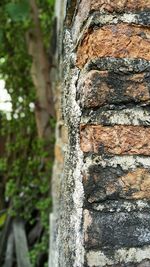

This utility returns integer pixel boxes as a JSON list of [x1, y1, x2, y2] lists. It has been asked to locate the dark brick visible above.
[[84, 210, 150, 249], [83, 166, 150, 202], [78, 71, 150, 108]]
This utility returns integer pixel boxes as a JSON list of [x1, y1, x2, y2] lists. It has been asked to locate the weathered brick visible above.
[[76, 24, 150, 68], [84, 209, 150, 249], [105, 261, 150, 267], [92, 200, 150, 213], [73, 0, 150, 41], [86, 248, 150, 267], [90, 0, 150, 12], [83, 166, 150, 202], [81, 107, 150, 126], [78, 71, 150, 108], [80, 125, 150, 155]]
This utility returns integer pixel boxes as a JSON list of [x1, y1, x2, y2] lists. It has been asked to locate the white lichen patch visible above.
[[87, 246, 150, 267], [95, 13, 137, 25], [83, 209, 93, 242], [92, 200, 150, 213], [107, 108, 150, 125], [83, 155, 150, 172], [137, 200, 150, 209], [138, 228, 150, 243], [71, 132, 85, 267], [63, 29, 85, 267], [122, 13, 138, 24], [89, 12, 146, 29], [81, 107, 150, 126], [71, 143, 85, 267]]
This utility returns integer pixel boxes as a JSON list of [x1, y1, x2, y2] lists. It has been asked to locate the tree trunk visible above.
[[50, 1, 150, 266], [26, 0, 55, 140]]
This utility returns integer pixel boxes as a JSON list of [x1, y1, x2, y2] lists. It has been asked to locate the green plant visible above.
[[0, 0, 55, 266]]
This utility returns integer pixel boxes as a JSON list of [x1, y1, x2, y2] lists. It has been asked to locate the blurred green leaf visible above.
[[0, 0, 55, 265], [0, 29, 3, 43], [5, 1, 30, 22], [0, 212, 7, 228], [47, 0, 55, 5]]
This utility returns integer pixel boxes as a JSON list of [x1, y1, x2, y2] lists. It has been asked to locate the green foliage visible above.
[[0, 212, 7, 229], [0, 0, 55, 266], [29, 234, 49, 267], [0, 29, 3, 43], [5, 0, 30, 22], [0, 158, 6, 173]]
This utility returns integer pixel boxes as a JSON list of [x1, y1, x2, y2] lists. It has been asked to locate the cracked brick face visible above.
[[80, 125, 150, 155], [76, 24, 150, 68]]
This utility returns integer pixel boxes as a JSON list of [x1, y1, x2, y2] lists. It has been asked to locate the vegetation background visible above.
[[0, 1, 55, 266]]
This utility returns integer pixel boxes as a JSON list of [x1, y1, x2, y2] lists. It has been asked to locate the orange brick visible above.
[[90, 0, 150, 12], [77, 24, 150, 68], [80, 125, 150, 155], [120, 168, 150, 199]]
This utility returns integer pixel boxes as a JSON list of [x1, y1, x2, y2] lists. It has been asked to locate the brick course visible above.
[[83, 167, 150, 202], [80, 125, 150, 155], [90, 0, 150, 12], [77, 24, 150, 68], [78, 70, 150, 108]]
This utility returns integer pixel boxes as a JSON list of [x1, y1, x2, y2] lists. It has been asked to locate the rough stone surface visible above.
[[77, 24, 150, 68], [80, 125, 150, 155], [105, 260, 150, 267], [90, 0, 150, 12], [51, 1, 150, 267], [73, 11, 150, 44], [85, 58, 150, 74], [50, 7, 84, 267], [89, 12, 150, 28], [86, 251, 150, 267], [81, 107, 150, 126], [92, 200, 150, 213], [78, 70, 150, 108], [83, 166, 150, 202], [84, 209, 150, 249]]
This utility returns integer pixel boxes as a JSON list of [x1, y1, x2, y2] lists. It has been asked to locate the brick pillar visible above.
[[50, 1, 150, 266], [77, 1, 150, 266]]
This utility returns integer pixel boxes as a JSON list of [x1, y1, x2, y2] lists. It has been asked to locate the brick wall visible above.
[[50, 1, 150, 266], [76, 1, 150, 266]]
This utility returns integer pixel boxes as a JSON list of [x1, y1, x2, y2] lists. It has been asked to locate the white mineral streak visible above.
[[94, 13, 136, 25], [83, 155, 150, 172], [72, 140, 85, 267], [91, 13, 138, 26], [108, 108, 150, 125], [93, 200, 150, 212], [81, 108, 150, 126], [64, 30, 85, 267], [87, 246, 150, 267], [83, 210, 93, 242]]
